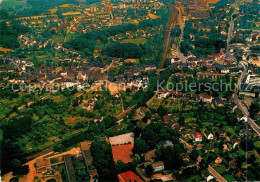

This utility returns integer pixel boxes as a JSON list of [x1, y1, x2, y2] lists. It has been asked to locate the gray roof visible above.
[[213, 63, 228, 70]]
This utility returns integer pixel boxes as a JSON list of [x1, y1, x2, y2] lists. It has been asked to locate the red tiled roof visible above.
[[201, 94, 212, 99], [169, 90, 176, 94], [118, 171, 144, 182], [210, 52, 223, 59], [177, 92, 183, 95], [159, 89, 168, 93], [194, 132, 202, 138], [111, 143, 134, 163], [163, 115, 170, 122]]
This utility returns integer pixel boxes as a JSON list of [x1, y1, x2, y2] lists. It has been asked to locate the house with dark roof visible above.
[[213, 63, 229, 73], [213, 97, 225, 107]]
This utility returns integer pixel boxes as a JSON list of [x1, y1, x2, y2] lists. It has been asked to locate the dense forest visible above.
[[180, 20, 227, 57], [0, 21, 30, 49]]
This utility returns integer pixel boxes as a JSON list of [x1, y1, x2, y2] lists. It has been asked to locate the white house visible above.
[[204, 131, 214, 140], [157, 89, 169, 98], [152, 161, 164, 172], [207, 175, 214, 182]]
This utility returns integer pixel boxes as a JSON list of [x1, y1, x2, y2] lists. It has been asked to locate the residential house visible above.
[[210, 52, 225, 61], [193, 132, 203, 142], [196, 72, 225, 81], [204, 131, 214, 140], [35, 158, 52, 173], [139, 107, 148, 117], [219, 128, 227, 138], [213, 63, 229, 73], [144, 64, 157, 71], [190, 94, 200, 101], [151, 161, 164, 172], [215, 157, 222, 164], [201, 94, 213, 103], [180, 130, 190, 138], [157, 89, 169, 98], [174, 73, 194, 81], [158, 140, 174, 148], [213, 97, 225, 107]]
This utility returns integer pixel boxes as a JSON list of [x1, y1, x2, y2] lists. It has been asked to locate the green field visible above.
[[0, 0, 26, 9], [224, 174, 236, 181], [121, 38, 147, 45], [215, 166, 227, 174], [254, 141, 260, 148]]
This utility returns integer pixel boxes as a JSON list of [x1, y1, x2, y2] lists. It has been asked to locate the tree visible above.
[[189, 150, 199, 161], [145, 164, 153, 177], [157, 105, 167, 117], [90, 140, 117, 181], [132, 138, 149, 154], [249, 102, 260, 118], [178, 114, 185, 126], [103, 115, 117, 129], [155, 146, 184, 170], [11, 159, 29, 176]]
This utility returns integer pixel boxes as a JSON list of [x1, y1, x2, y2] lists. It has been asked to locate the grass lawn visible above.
[[254, 141, 260, 148], [203, 122, 214, 127], [215, 166, 227, 174], [223, 126, 236, 138], [224, 174, 236, 181], [187, 175, 201, 181], [75, 161, 85, 168], [0, 0, 26, 9], [121, 38, 147, 45], [77, 169, 87, 175]]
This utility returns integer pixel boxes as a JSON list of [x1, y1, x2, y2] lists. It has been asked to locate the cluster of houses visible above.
[[171, 50, 241, 75], [11, 0, 165, 35], [1, 55, 158, 94], [157, 89, 227, 106]]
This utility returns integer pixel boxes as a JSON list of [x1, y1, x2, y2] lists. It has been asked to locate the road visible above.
[[225, 1, 237, 57], [208, 165, 228, 182], [233, 62, 260, 136], [234, 97, 260, 136]]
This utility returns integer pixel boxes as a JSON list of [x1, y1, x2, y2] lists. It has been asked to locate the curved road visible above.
[[233, 62, 260, 136]]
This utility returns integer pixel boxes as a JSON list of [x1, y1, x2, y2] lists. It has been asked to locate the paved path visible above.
[[116, 104, 136, 119]]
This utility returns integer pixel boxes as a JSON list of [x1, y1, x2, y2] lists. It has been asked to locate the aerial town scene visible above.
[[0, 0, 259, 181]]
